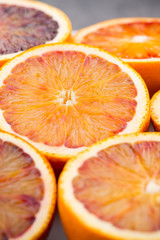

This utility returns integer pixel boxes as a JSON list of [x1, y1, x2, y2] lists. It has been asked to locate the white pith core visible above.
[[132, 35, 148, 43], [146, 180, 160, 194], [57, 90, 77, 106]]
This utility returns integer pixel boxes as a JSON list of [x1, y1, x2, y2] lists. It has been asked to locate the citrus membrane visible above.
[[74, 19, 160, 59], [151, 90, 160, 131], [0, 52, 137, 147], [0, 4, 59, 54], [59, 133, 160, 240], [73, 141, 160, 232], [0, 44, 149, 164], [0, 131, 56, 240], [0, 0, 72, 66]]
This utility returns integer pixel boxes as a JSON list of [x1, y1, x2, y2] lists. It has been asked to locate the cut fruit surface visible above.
[[73, 18, 160, 96], [0, 131, 56, 240], [58, 133, 160, 240], [151, 90, 160, 131], [0, 43, 149, 172], [74, 20, 160, 59], [0, 0, 71, 66]]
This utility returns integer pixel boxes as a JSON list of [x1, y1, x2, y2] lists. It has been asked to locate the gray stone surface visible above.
[[40, 0, 160, 29]]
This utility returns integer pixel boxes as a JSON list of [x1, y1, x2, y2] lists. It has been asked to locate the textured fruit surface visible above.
[[78, 21, 160, 59], [0, 140, 43, 238], [151, 90, 160, 131], [73, 18, 160, 96], [0, 0, 72, 69], [0, 44, 149, 170], [0, 131, 56, 240], [0, 4, 58, 54], [58, 133, 160, 240], [73, 141, 160, 232], [0, 51, 142, 148]]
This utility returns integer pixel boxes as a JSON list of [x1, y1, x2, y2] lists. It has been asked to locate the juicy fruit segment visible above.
[[81, 22, 160, 59], [151, 91, 160, 131], [0, 139, 44, 238], [0, 4, 58, 54], [0, 50, 137, 148], [73, 141, 160, 232]]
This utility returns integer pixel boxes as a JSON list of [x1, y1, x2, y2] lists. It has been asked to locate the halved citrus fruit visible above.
[[73, 18, 160, 96], [59, 132, 160, 240], [0, 0, 71, 67], [151, 90, 160, 131], [0, 43, 149, 173], [0, 130, 56, 239]]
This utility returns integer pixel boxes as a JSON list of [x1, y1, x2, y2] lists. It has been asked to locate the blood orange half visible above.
[[0, 130, 56, 240], [0, 43, 149, 173], [59, 133, 160, 240], [0, 0, 71, 67], [73, 18, 160, 96], [151, 90, 160, 131]]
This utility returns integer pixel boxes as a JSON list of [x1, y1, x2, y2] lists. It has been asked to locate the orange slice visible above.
[[73, 18, 160, 96], [0, 0, 71, 67], [0, 130, 56, 240], [59, 132, 160, 240], [151, 90, 160, 131], [0, 43, 149, 173]]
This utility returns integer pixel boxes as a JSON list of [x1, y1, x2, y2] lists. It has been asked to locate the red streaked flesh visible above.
[[81, 22, 160, 59], [0, 4, 59, 55], [0, 140, 44, 238], [73, 141, 160, 232], [0, 51, 137, 148]]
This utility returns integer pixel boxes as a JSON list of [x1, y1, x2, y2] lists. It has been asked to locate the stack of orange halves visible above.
[[1, 1, 160, 240]]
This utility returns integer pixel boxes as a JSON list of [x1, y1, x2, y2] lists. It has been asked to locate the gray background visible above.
[[40, 0, 160, 29], [39, 0, 159, 239]]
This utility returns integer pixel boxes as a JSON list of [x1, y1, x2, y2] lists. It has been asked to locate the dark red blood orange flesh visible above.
[[0, 139, 44, 238], [0, 4, 59, 54]]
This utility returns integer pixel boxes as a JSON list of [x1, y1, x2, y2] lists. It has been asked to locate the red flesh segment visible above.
[[0, 51, 137, 148], [73, 141, 160, 232], [81, 22, 160, 59], [0, 4, 58, 55], [0, 140, 44, 238]]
